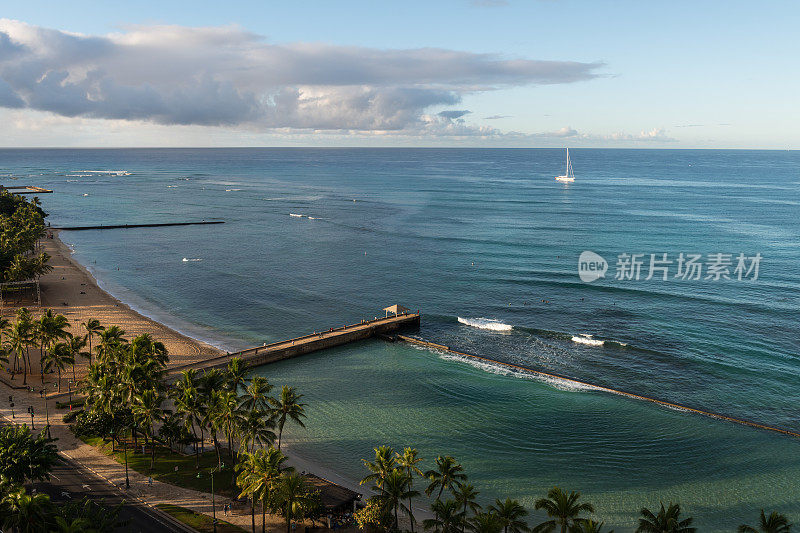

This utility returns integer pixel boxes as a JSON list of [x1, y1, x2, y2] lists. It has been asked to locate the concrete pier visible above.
[[171, 311, 420, 375], [54, 221, 224, 231]]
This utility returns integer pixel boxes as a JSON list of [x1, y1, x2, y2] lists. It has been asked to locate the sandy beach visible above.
[[32, 231, 223, 376]]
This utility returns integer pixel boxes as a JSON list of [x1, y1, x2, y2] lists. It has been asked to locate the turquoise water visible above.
[[2, 148, 799, 530]]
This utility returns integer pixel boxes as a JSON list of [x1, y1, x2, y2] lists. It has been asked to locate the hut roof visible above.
[[304, 474, 361, 512], [383, 304, 411, 315]]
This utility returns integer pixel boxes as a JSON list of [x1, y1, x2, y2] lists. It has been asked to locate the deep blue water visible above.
[[2, 148, 799, 530]]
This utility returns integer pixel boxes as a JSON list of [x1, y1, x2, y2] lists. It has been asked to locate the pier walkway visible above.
[[170, 311, 420, 376], [54, 220, 224, 231]]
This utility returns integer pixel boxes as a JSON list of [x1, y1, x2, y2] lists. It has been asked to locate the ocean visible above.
[[3, 148, 799, 530]]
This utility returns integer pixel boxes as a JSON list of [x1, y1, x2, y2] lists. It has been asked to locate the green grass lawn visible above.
[[157, 504, 249, 533], [77, 433, 241, 498]]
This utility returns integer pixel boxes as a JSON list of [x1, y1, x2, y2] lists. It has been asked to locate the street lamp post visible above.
[[39, 389, 50, 438], [67, 380, 73, 409], [9, 395, 14, 419], [199, 463, 225, 533], [27, 405, 35, 429]]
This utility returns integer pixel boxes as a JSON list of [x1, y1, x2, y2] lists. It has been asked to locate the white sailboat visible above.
[[555, 148, 575, 183]]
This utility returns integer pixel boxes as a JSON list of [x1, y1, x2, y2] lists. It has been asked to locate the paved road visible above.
[[2, 420, 194, 532]]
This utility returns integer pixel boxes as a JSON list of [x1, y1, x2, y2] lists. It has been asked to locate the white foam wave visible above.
[[74, 170, 130, 176], [438, 352, 599, 392], [182, 258, 202, 262], [289, 213, 304, 218], [457, 317, 513, 332], [571, 334, 605, 347], [225, 188, 242, 192]]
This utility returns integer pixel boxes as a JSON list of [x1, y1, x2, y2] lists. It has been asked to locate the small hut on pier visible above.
[[383, 304, 410, 317]]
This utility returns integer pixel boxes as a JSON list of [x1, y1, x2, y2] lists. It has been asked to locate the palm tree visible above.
[[215, 389, 244, 465], [239, 376, 274, 413], [468, 513, 504, 533], [199, 370, 228, 465], [5, 320, 29, 384], [82, 318, 103, 364], [96, 326, 127, 362], [739, 510, 792, 533], [269, 385, 306, 450], [238, 410, 277, 453], [226, 357, 250, 392], [239, 447, 293, 533], [130, 333, 168, 367], [133, 388, 167, 470], [361, 445, 397, 488], [424, 498, 464, 533], [64, 334, 88, 382], [533, 487, 595, 533], [54, 516, 94, 533], [397, 447, 424, 533], [635, 503, 695, 533], [571, 520, 613, 533], [425, 455, 467, 502], [44, 342, 74, 392], [172, 370, 205, 467], [374, 468, 419, 531], [38, 309, 72, 384], [0, 424, 60, 484], [454, 483, 481, 533], [0, 486, 53, 533], [274, 471, 313, 533], [488, 498, 528, 533]]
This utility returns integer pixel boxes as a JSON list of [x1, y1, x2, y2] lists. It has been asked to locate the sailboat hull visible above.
[[555, 175, 574, 182]]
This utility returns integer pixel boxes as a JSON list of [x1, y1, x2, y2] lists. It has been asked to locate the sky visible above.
[[0, 0, 797, 148]]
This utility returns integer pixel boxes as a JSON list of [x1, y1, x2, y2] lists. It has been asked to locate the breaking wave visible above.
[[457, 317, 513, 332], [571, 334, 605, 347]]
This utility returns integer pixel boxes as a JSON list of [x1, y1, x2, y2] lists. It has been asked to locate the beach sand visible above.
[[2, 231, 224, 382]]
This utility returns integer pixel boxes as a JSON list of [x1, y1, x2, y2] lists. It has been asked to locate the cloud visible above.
[[483, 114, 511, 120], [438, 109, 471, 119], [0, 19, 602, 132], [551, 126, 578, 137]]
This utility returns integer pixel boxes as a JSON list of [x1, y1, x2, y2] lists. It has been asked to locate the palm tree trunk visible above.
[[251, 497, 256, 533], [277, 427, 283, 451], [408, 496, 415, 533], [22, 349, 28, 385], [212, 432, 222, 467], [57, 367, 61, 392], [39, 343, 45, 384], [227, 430, 235, 465], [262, 499, 266, 533], [151, 434, 156, 470]]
